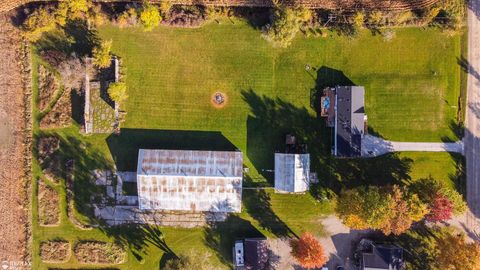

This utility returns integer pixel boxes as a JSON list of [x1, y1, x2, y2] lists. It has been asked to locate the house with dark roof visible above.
[[320, 86, 367, 158], [358, 241, 405, 270], [233, 238, 269, 270]]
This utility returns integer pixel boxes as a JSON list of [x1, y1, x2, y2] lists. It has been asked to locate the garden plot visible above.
[[37, 136, 62, 183], [74, 241, 126, 264], [40, 240, 70, 263], [38, 180, 60, 226], [38, 65, 60, 112], [85, 58, 119, 134]]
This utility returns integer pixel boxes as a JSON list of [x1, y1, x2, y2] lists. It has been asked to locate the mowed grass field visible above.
[[32, 19, 465, 269], [99, 20, 464, 185]]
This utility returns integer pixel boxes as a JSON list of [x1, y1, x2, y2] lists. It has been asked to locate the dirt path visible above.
[[0, 13, 29, 267]]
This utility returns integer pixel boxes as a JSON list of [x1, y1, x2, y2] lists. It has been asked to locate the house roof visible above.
[[335, 86, 365, 157], [362, 243, 404, 270], [137, 149, 243, 212], [274, 153, 310, 193], [244, 238, 269, 270]]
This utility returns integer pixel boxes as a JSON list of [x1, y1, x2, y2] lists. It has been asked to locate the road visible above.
[[465, 0, 480, 235], [361, 135, 463, 157]]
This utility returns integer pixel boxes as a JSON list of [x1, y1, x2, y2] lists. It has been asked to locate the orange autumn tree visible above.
[[290, 232, 327, 269], [435, 232, 480, 270]]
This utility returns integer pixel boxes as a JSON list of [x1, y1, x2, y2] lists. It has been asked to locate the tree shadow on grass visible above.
[[35, 19, 100, 57], [106, 128, 238, 171], [204, 215, 265, 267], [243, 176, 297, 238]]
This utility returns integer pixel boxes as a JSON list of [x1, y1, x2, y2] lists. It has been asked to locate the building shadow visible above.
[[106, 128, 238, 171], [204, 215, 265, 266], [71, 89, 85, 125]]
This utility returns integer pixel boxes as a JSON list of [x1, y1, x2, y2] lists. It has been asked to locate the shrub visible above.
[[107, 82, 128, 104], [353, 11, 365, 28], [367, 11, 384, 26], [140, 3, 162, 31], [160, 0, 173, 17], [92, 40, 112, 68], [116, 7, 139, 27]]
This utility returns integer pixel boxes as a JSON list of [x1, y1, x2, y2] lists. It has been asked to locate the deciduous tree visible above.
[[264, 5, 312, 48], [23, 7, 57, 41], [336, 185, 428, 235], [426, 195, 453, 222], [290, 232, 327, 269], [435, 232, 480, 270]]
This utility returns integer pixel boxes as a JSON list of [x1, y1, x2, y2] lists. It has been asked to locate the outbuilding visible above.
[[136, 149, 243, 213]]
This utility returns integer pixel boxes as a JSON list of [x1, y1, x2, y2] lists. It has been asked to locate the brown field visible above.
[[0, 0, 438, 12], [0, 12, 29, 265]]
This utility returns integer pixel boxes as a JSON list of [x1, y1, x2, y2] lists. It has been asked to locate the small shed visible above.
[[274, 153, 310, 193]]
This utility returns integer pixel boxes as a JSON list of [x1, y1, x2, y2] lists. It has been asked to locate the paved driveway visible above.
[[361, 135, 463, 157]]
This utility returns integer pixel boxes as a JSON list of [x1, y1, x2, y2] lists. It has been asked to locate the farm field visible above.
[[32, 18, 466, 269]]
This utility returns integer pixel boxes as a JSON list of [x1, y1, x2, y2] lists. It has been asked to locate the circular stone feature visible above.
[[211, 92, 228, 109]]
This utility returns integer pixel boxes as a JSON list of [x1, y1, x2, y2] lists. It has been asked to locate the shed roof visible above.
[[137, 149, 243, 212], [274, 153, 310, 193]]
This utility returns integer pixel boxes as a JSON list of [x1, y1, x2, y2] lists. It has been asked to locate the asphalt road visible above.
[[465, 0, 480, 234]]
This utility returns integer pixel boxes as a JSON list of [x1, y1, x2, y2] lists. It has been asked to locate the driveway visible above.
[[465, 0, 480, 235], [268, 215, 369, 270], [361, 135, 463, 157]]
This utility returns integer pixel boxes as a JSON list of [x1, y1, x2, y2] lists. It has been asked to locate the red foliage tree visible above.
[[290, 232, 327, 269], [426, 194, 453, 222]]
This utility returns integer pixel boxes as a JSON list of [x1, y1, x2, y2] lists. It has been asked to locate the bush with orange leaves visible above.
[[290, 232, 327, 269]]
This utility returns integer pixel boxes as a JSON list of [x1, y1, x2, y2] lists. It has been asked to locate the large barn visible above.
[[136, 149, 243, 213]]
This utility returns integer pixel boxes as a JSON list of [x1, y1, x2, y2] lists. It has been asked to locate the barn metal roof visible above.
[[137, 149, 243, 212]]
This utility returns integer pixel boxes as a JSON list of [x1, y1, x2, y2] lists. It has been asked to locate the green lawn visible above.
[[99, 20, 464, 185], [31, 18, 466, 269]]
